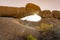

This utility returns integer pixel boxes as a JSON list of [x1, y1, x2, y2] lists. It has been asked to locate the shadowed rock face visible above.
[[0, 17, 40, 40], [19, 18, 60, 40], [0, 17, 60, 40], [39, 10, 53, 18], [16, 7, 27, 18], [39, 18, 60, 40], [52, 10, 60, 19], [0, 17, 21, 40]]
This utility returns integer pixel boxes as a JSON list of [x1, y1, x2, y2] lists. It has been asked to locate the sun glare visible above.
[[20, 14, 41, 22]]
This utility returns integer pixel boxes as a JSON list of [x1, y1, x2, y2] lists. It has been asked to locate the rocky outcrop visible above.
[[0, 3, 60, 40], [0, 3, 60, 20], [0, 3, 41, 18], [20, 18, 60, 40], [0, 17, 40, 40], [0, 6, 18, 17], [25, 3, 41, 15], [0, 6, 27, 18], [52, 10, 60, 19], [39, 10, 53, 18]]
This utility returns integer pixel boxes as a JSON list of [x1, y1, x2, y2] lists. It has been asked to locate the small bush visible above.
[[26, 34, 37, 40]]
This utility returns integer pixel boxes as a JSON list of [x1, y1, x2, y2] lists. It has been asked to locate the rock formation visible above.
[[52, 10, 60, 19], [40, 10, 53, 18], [0, 3, 60, 40], [25, 3, 41, 15], [0, 3, 41, 18]]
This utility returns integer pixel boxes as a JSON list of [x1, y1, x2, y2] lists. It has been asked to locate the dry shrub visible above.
[[36, 23, 53, 32]]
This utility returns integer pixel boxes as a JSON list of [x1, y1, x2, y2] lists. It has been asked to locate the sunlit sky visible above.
[[21, 14, 41, 22], [0, 0, 60, 11]]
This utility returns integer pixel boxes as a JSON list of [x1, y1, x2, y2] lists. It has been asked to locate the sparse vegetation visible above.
[[40, 23, 53, 31], [36, 22, 54, 37], [26, 35, 37, 40], [36, 23, 53, 32]]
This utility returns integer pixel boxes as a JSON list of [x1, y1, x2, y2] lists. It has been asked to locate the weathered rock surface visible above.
[[0, 17, 60, 40], [52, 10, 60, 19], [19, 18, 60, 40], [0, 6, 27, 18], [39, 10, 53, 18], [25, 3, 41, 15], [0, 3, 41, 18], [0, 3, 60, 40], [0, 17, 40, 40]]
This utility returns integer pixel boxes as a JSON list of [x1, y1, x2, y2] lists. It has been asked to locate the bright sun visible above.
[[20, 14, 41, 22]]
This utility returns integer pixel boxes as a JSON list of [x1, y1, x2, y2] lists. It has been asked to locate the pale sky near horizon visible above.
[[0, 0, 60, 11]]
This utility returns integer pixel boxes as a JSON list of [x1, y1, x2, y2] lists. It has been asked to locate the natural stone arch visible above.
[[25, 3, 41, 16]]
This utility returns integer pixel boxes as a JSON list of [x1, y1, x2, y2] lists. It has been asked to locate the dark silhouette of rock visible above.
[[52, 10, 60, 19]]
